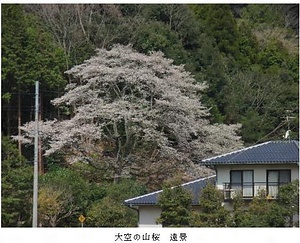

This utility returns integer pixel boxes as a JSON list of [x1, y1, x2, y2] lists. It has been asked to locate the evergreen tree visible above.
[[158, 183, 192, 227], [1, 136, 33, 226], [278, 180, 299, 226], [232, 187, 297, 227], [191, 183, 230, 227], [86, 179, 146, 227], [2, 4, 66, 138], [38, 166, 92, 227], [231, 192, 247, 227]]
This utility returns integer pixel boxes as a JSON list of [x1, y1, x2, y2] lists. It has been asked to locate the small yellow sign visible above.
[[78, 215, 86, 223]]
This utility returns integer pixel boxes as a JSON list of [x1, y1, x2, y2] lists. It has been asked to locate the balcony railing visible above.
[[223, 182, 288, 200]]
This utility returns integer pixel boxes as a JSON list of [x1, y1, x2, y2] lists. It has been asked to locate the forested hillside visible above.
[[1, 4, 299, 227]]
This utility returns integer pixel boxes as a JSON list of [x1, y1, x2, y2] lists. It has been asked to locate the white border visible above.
[[0, 228, 299, 243], [1, 2, 299, 243]]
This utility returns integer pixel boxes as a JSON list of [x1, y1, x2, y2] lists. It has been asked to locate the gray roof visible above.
[[124, 175, 216, 206], [201, 140, 299, 165]]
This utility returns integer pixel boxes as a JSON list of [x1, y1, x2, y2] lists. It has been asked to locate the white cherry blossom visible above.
[[16, 44, 243, 182]]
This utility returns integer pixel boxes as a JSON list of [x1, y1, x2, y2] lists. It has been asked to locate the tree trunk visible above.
[[18, 85, 22, 156], [6, 99, 11, 135]]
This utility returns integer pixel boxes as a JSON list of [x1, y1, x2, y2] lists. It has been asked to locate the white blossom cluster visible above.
[[17, 44, 243, 181]]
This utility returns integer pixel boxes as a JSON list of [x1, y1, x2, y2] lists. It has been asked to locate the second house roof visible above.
[[124, 175, 216, 206]]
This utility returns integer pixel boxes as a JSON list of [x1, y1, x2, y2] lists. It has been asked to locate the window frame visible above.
[[266, 169, 291, 197], [230, 170, 254, 198]]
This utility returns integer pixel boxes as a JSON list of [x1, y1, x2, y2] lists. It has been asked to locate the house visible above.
[[124, 175, 216, 227], [124, 140, 299, 227], [200, 140, 299, 209]]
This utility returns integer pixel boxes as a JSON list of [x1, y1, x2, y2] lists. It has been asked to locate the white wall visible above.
[[216, 164, 299, 190], [138, 206, 162, 227], [138, 205, 202, 227]]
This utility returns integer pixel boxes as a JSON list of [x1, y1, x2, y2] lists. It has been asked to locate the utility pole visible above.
[[32, 81, 39, 227], [38, 93, 43, 175]]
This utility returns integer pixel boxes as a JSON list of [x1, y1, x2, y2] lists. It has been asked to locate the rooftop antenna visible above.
[[282, 110, 295, 140], [284, 130, 291, 140]]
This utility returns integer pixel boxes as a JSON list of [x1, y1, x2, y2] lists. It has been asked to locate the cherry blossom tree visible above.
[[17, 44, 243, 184]]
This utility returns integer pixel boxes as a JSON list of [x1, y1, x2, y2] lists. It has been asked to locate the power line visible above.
[[40, 89, 64, 94], [1, 92, 36, 96], [253, 121, 288, 145], [2, 89, 64, 95]]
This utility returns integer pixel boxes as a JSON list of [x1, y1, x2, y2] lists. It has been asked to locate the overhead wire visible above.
[[253, 120, 289, 145], [3, 86, 298, 160]]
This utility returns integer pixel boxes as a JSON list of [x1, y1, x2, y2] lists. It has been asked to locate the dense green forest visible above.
[[1, 4, 299, 227]]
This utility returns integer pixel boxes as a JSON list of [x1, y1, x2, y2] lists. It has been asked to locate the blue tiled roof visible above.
[[201, 140, 299, 165], [124, 175, 216, 206]]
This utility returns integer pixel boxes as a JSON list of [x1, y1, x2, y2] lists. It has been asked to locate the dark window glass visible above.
[[230, 170, 253, 197], [267, 170, 291, 198]]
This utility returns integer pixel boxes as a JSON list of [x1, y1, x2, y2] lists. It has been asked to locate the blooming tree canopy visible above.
[[18, 44, 243, 184]]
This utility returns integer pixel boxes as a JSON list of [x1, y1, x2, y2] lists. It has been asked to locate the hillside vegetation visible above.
[[1, 4, 299, 227]]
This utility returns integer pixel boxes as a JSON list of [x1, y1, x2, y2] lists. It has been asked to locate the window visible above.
[[267, 170, 291, 198], [230, 170, 254, 197]]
